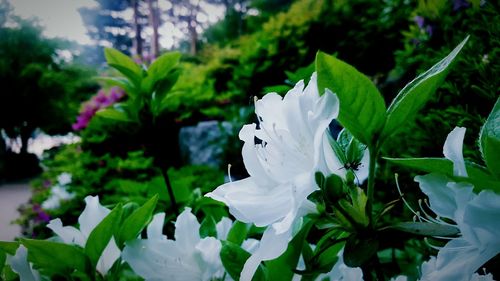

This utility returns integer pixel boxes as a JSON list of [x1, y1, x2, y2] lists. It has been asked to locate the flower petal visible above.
[[78, 196, 110, 238], [196, 237, 224, 279], [215, 217, 233, 240], [47, 218, 86, 247], [240, 226, 292, 281], [122, 239, 202, 281], [443, 127, 467, 177], [462, 189, 500, 251], [147, 213, 167, 240], [174, 208, 201, 250], [96, 238, 121, 276], [6, 245, 40, 281], [207, 178, 293, 227]]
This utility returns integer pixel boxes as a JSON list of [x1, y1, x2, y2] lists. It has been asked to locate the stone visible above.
[[179, 121, 232, 168]]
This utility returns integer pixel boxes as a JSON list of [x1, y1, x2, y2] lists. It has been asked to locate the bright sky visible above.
[[10, 0, 96, 44], [9, 0, 225, 49]]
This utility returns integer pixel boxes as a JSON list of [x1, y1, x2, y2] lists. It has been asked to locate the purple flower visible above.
[[453, 0, 470, 11], [414, 16, 425, 29], [72, 87, 126, 131], [42, 180, 52, 188], [32, 204, 51, 223], [425, 25, 433, 36]]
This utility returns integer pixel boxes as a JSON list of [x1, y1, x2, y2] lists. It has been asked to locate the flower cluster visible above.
[[72, 87, 125, 131], [41, 172, 75, 210], [123, 208, 258, 281], [415, 127, 500, 281], [47, 195, 121, 275]]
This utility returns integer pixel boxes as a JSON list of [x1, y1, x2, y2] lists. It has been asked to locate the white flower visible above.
[[319, 248, 363, 281], [41, 185, 75, 210], [420, 257, 495, 281], [122, 208, 245, 281], [57, 172, 72, 186], [415, 127, 500, 281], [46, 195, 120, 276], [206, 73, 339, 280], [6, 245, 40, 281]]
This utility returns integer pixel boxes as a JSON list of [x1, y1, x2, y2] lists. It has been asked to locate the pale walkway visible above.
[[0, 181, 31, 241]]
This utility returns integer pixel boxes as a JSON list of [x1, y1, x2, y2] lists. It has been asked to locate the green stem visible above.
[[161, 167, 179, 216], [366, 144, 378, 227]]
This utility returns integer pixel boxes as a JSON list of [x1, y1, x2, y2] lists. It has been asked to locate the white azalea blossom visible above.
[[415, 127, 500, 281], [41, 185, 75, 210], [41, 172, 75, 210], [122, 208, 254, 281], [420, 257, 495, 281], [206, 73, 340, 280], [6, 245, 41, 281], [319, 248, 363, 281], [57, 172, 72, 186], [46, 195, 120, 276]]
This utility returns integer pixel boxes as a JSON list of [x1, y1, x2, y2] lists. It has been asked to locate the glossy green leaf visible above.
[[95, 107, 131, 122], [104, 48, 143, 86], [479, 98, 500, 178], [199, 216, 217, 238], [392, 222, 459, 236], [266, 219, 314, 281], [148, 52, 181, 82], [381, 36, 469, 142], [316, 51, 386, 145], [85, 204, 122, 270], [385, 157, 498, 192], [95, 77, 138, 98], [0, 241, 19, 256], [226, 221, 251, 246], [22, 239, 89, 275], [118, 195, 158, 246], [220, 241, 266, 281]]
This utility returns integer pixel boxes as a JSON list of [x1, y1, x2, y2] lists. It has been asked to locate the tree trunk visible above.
[[19, 125, 31, 155], [188, 22, 197, 55], [133, 0, 143, 57], [147, 0, 160, 58]]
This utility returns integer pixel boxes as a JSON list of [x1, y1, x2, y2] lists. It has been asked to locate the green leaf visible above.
[[316, 51, 386, 145], [22, 239, 89, 275], [85, 204, 122, 270], [117, 195, 159, 246], [0, 241, 20, 256], [265, 219, 314, 281], [148, 52, 181, 82], [96, 107, 131, 122], [385, 157, 499, 192], [0, 243, 17, 278], [104, 48, 143, 86], [343, 235, 379, 267], [480, 98, 500, 178], [226, 221, 251, 246], [0, 250, 5, 275], [326, 134, 347, 165], [199, 216, 217, 238], [392, 222, 459, 236], [95, 77, 138, 98], [220, 241, 266, 281], [381, 36, 469, 142]]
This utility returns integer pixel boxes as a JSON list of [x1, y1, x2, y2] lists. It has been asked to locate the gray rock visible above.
[[179, 121, 233, 167]]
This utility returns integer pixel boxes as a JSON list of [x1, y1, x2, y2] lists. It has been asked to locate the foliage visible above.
[[0, 19, 97, 154], [385, 0, 500, 163]]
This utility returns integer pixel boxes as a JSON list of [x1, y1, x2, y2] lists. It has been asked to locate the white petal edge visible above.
[[443, 127, 467, 177]]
